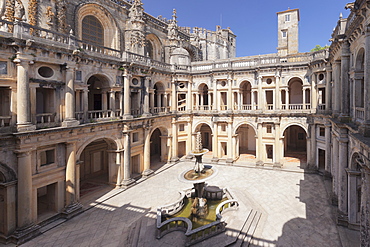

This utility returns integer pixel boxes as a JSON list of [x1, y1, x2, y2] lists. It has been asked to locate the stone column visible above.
[[63, 64, 79, 127], [285, 89, 289, 110], [338, 136, 349, 220], [17, 151, 33, 228], [274, 123, 281, 167], [109, 91, 115, 116], [171, 79, 177, 113], [360, 167, 370, 245], [143, 77, 150, 116], [362, 27, 370, 136], [150, 91, 154, 114], [213, 78, 218, 111], [332, 134, 339, 202], [325, 122, 332, 175], [122, 128, 135, 186], [143, 127, 153, 176], [123, 71, 132, 119], [83, 89, 89, 122], [171, 119, 179, 162], [15, 55, 36, 131], [186, 119, 193, 159], [187, 81, 192, 112], [226, 121, 233, 163], [326, 66, 332, 111], [333, 61, 341, 115], [65, 142, 77, 206], [256, 122, 263, 165], [346, 169, 361, 226], [341, 40, 350, 119], [275, 75, 280, 110], [302, 88, 306, 109], [212, 121, 219, 162], [257, 76, 262, 110], [227, 78, 232, 111], [115, 150, 123, 188], [102, 90, 108, 112]]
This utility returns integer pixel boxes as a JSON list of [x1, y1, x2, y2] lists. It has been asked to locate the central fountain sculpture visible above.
[[156, 132, 239, 246]]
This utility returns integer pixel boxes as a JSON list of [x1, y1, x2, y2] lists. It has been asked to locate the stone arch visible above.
[[234, 122, 257, 135], [347, 152, 362, 225], [282, 124, 307, 155], [355, 48, 365, 71], [76, 136, 121, 160], [145, 33, 163, 61], [194, 122, 213, 151], [239, 81, 253, 106], [288, 77, 304, 104], [198, 83, 210, 106], [86, 74, 114, 112], [281, 122, 308, 138], [354, 48, 365, 109], [77, 137, 119, 188], [234, 123, 257, 157], [0, 163, 16, 183], [76, 3, 121, 50]]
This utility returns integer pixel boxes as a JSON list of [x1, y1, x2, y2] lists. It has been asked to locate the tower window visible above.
[[282, 31, 287, 38], [285, 14, 290, 22]]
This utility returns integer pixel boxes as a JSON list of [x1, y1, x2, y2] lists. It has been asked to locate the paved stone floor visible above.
[[20, 161, 358, 247]]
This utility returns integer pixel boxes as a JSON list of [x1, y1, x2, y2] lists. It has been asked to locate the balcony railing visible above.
[[0, 116, 11, 127], [88, 110, 114, 120], [267, 104, 274, 110], [193, 105, 213, 111], [355, 107, 365, 120]]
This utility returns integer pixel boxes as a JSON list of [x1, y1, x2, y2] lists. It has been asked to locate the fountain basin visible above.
[[156, 187, 239, 246], [178, 165, 218, 184]]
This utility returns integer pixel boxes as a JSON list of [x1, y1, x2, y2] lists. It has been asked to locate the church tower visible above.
[[277, 8, 299, 56]]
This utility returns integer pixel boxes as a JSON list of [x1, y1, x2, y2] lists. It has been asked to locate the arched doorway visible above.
[[240, 81, 252, 110], [149, 128, 168, 171], [153, 82, 166, 113], [195, 124, 213, 151], [87, 75, 111, 119], [347, 153, 362, 227], [198, 84, 210, 110], [283, 125, 307, 166], [79, 139, 116, 198], [288, 78, 303, 109], [236, 124, 256, 159]]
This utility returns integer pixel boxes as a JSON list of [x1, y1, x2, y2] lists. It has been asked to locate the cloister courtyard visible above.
[[17, 159, 359, 247]]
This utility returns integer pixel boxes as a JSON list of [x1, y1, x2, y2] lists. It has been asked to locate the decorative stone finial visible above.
[[195, 132, 203, 153]]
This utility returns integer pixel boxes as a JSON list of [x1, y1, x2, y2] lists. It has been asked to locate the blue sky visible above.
[[143, 0, 350, 57]]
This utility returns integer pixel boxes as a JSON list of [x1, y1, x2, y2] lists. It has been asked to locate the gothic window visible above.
[[82, 16, 104, 46]]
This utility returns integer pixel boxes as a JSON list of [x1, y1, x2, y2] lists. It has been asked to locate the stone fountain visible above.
[[156, 132, 239, 246]]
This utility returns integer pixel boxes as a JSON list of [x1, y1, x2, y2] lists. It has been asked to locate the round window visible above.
[[220, 81, 226, 87], [132, 78, 139, 85], [266, 78, 272, 84], [318, 73, 324, 81], [38, 66, 54, 78], [178, 82, 185, 89]]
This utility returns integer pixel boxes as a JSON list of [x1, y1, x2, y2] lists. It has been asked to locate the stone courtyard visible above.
[[18, 161, 359, 247]]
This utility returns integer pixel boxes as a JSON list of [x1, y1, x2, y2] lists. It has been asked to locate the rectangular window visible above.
[[0, 61, 7, 75], [179, 124, 185, 131], [267, 125, 272, 133], [133, 132, 139, 142], [282, 31, 287, 38], [319, 127, 325, 137], [221, 124, 226, 132], [40, 149, 55, 166], [285, 14, 290, 22], [76, 70, 82, 81]]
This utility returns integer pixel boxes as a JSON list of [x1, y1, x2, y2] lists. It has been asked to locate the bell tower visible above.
[[277, 8, 300, 56]]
